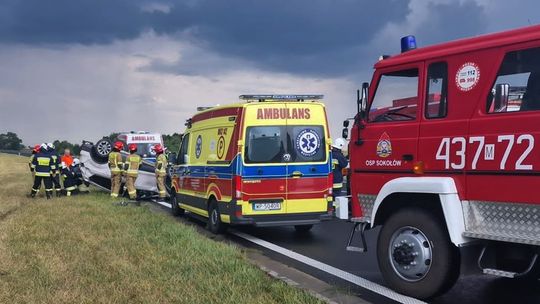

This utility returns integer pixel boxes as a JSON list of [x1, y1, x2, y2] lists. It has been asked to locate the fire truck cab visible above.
[[345, 25, 540, 299]]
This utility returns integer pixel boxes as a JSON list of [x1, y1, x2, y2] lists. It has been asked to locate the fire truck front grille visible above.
[[462, 200, 540, 246]]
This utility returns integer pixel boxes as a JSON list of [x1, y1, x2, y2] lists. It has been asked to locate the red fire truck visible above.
[[343, 25, 540, 299]]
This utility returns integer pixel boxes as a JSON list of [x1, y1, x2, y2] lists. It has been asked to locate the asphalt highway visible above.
[[231, 220, 540, 304], [152, 201, 540, 304]]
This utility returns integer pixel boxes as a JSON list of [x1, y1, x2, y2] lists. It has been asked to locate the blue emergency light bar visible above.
[[401, 35, 417, 53], [239, 94, 324, 101]]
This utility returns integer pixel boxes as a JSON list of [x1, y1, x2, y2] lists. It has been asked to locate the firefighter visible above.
[[331, 138, 349, 198], [30, 143, 53, 199], [108, 141, 124, 198], [29, 144, 41, 176], [124, 144, 141, 200], [154, 144, 168, 200], [61, 161, 78, 196], [47, 143, 63, 197]]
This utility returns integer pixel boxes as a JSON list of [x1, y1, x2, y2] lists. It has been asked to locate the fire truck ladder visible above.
[[477, 244, 539, 278]]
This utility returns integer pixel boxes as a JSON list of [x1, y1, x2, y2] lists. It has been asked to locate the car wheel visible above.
[[208, 199, 226, 234], [377, 207, 460, 300], [294, 224, 313, 233], [91, 138, 112, 164], [170, 190, 184, 216]]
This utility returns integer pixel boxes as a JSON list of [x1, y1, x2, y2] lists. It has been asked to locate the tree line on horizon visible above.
[[0, 132, 183, 155]]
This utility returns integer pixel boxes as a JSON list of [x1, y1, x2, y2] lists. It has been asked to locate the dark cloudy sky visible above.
[[0, 0, 538, 145]]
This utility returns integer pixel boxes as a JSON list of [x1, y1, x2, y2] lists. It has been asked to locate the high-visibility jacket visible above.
[[61, 166, 78, 191], [108, 151, 123, 174], [61, 154, 74, 167], [32, 152, 52, 177], [125, 154, 142, 177], [155, 153, 168, 177], [29, 154, 36, 171], [331, 148, 348, 188], [49, 151, 61, 173]]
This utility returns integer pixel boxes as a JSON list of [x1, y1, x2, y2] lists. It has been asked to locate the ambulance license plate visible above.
[[252, 202, 281, 211]]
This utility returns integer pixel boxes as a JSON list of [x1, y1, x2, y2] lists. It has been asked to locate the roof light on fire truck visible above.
[[400, 35, 417, 53]]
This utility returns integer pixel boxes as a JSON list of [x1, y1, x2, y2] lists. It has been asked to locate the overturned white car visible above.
[[79, 132, 171, 198]]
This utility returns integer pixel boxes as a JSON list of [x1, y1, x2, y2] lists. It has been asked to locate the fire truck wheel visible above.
[[377, 207, 460, 299], [294, 225, 313, 233], [170, 191, 184, 217], [208, 199, 226, 234]]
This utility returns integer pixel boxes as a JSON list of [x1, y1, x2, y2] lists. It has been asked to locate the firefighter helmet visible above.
[[128, 144, 137, 152], [153, 144, 164, 154], [33, 144, 41, 153], [114, 141, 124, 150], [332, 138, 347, 150], [47, 142, 55, 150]]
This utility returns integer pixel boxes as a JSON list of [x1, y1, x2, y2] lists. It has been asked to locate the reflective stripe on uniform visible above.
[[333, 183, 343, 188], [35, 172, 51, 177]]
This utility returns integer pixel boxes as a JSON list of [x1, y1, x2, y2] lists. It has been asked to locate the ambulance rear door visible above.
[[241, 103, 288, 215], [285, 103, 330, 214]]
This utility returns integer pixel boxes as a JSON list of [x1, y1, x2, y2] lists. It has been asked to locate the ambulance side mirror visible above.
[[494, 83, 510, 112]]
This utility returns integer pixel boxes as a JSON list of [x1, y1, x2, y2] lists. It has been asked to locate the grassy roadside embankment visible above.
[[0, 153, 323, 303]]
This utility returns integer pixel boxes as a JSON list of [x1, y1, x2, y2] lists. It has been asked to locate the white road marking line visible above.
[[153, 200, 425, 304], [231, 230, 427, 304]]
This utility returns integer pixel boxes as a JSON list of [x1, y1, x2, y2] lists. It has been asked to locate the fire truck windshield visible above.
[[369, 68, 419, 122]]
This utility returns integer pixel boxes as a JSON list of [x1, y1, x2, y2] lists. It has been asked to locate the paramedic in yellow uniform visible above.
[[124, 144, 141, 200], [108, 141, 124, 198], [153, 144, 167, 199]]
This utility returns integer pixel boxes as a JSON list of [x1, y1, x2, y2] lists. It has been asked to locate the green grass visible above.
[[0, 153, 323, 304]]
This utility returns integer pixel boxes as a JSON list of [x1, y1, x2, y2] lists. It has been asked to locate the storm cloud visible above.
[[0, 0, 537, 145]]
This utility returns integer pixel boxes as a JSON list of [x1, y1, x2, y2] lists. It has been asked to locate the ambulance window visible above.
[[425, 62, 448, 118], [369, 68, 419, 122], [177, 134, 190, 165], [488, 47, 540, 113], [245, 126, 287, 163], [287, 126, 326, 162]]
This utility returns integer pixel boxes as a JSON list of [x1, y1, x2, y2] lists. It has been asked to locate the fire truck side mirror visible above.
[[343, 120, 350, 128], [342, 128, 349, 139], [359, 82, 369, 119], [494, 83, 510, 111]]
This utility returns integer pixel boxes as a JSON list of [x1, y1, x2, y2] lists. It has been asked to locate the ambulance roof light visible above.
[[239, 94, 324, 102], [401, 35, 417, 53]]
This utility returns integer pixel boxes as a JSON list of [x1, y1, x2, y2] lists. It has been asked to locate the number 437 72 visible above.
[[435, 134, 534, 170]]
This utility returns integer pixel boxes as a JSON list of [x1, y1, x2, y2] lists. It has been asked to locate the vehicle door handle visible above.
[[402, 154, 414, 161], [291, 171, 303, 178]]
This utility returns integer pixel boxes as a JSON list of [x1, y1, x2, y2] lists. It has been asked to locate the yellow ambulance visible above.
[[170, 95, 334, 233]]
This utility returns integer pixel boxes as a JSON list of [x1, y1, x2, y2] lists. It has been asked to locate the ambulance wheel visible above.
[[294, 224, 313, 233], [170, 191, 184, 216], [208, 199, 226, 234], [377, 208, 460, 300]]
